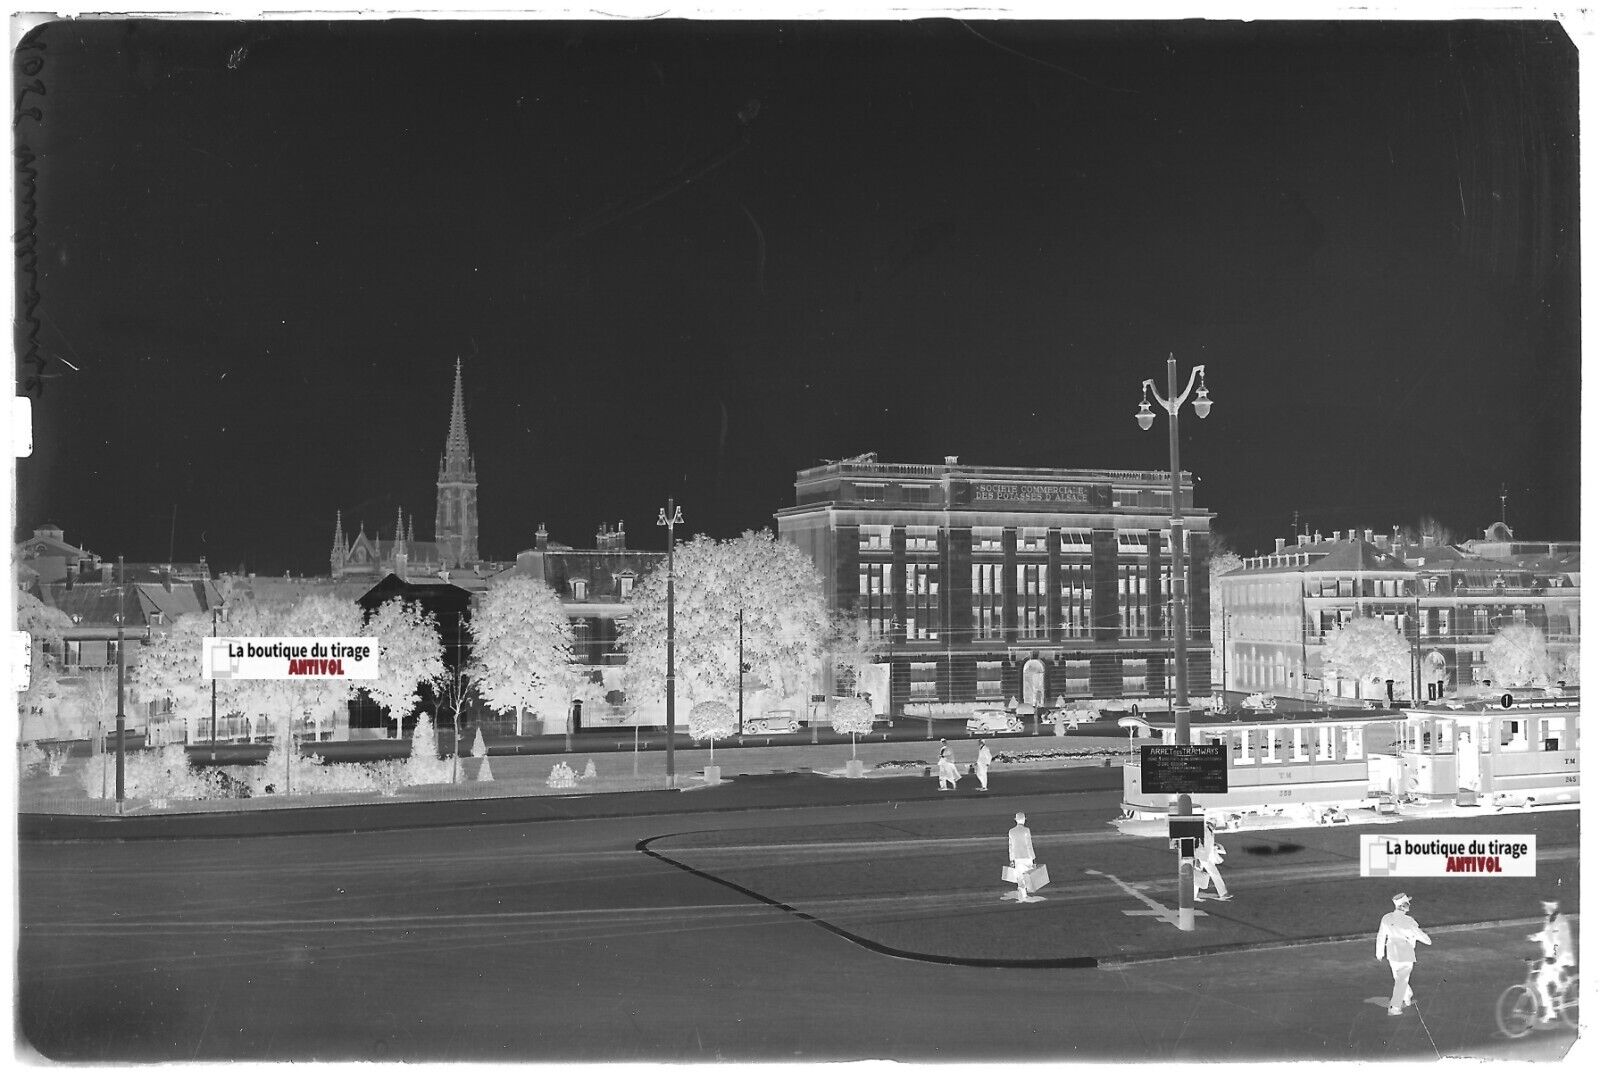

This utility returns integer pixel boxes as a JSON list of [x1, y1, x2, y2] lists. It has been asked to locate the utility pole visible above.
[[115, 555, 127, 813]]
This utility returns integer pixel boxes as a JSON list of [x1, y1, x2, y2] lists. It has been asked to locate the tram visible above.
[[1121, 691, 1580, 821]]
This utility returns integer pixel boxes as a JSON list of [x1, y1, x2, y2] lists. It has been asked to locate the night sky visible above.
[[14, 19, 1581, 573]]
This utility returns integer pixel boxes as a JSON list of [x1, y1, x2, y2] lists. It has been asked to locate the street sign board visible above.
[[1141, 744, 1229, 794]]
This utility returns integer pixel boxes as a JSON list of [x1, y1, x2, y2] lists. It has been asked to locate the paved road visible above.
[[16, 784, 1580, 1062]]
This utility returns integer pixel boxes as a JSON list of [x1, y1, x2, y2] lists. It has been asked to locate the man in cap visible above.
[[1528, 899, 1576, 1023], [1006, 812, 1043, 902], [1376, 892, 1432, 1015]]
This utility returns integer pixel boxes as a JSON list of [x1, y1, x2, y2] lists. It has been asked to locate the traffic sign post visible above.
[[1142, 744, 1229, 794]]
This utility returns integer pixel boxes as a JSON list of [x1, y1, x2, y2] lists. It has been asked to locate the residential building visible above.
[[774, 454, 1215, 710], [1219, 523, 1580, 706]]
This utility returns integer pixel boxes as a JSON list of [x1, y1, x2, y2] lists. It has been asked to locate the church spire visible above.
[[330, 510, 347, 575], [440, 357, 473, 478], [435, 358, 480, 568]]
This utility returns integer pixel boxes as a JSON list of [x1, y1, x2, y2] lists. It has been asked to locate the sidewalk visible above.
[[17, 733, 1137, 835]]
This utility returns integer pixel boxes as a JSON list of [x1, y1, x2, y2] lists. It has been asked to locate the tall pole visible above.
[[210, 604, 219, 748], [1138, 354, 1211, 933], [115, 555, 127, 812], [737, 608, 744, 736], [659, 500, 684, 783]]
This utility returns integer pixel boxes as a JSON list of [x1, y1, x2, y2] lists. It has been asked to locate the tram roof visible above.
[[1143, 709, 1405, 731]]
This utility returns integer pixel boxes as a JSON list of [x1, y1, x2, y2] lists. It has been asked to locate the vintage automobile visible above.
[[742, 710, 801, 734], [1241, 692, 1278, 712], [966, 708, 1024, 734]]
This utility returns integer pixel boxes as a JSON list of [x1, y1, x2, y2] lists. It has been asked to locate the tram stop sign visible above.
[[1141, 744, 1229, 794]]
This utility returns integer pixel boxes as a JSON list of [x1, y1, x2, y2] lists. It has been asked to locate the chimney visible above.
[[536, 523, 548, 551], [159, 565, 172, 591], [1275, 537, 1286, 553], [1333, 531, 1342, 542], [1314, 531, 1323, 543], [944, 455, 959, 465]]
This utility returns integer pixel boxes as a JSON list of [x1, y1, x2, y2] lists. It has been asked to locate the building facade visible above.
[[774, 454, 1214, 710], [1220, 524, 1580, 706]]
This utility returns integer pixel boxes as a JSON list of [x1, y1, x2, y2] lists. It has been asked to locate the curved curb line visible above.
[[636, 831, 1100, 969]]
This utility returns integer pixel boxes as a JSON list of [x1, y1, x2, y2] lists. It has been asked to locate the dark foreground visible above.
[[16, 776, 1581, 1063]]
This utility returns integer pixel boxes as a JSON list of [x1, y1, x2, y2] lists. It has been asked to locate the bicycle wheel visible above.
[[1497, 984, 1537, 1039], [1560, 974, 1579, 1030]]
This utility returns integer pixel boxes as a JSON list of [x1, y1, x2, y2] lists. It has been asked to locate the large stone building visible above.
[[1219, 523, 1580, 706], [774, 454, 1215, 710]]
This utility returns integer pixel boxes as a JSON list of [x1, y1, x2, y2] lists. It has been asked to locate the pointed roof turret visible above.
[[439, 357, 474, 480], [332, 510, 346, 554], [393, 506, 407, 557]]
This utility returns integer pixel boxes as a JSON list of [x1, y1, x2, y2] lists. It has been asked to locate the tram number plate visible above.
[[1141, 744, 1229, 794]]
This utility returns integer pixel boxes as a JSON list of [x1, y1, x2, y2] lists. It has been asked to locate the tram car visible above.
[[1121, 690, 1579, 821]]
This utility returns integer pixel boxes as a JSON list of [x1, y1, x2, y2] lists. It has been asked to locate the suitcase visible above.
[[1002, 864, 1050, 891]]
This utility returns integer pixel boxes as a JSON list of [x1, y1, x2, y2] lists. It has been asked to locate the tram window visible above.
[[1544, 738, 1560, 752]]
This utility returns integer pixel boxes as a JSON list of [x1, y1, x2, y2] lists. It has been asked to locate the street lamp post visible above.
[[114, 555, 127, 813], [886, 618, 900, 728], [737, 608, 744, 736], [657, 499, 685, 783], [1136, 354, 1212, 931]]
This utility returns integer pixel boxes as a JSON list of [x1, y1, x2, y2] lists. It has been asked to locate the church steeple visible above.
[[435, 358, 480, 568], [330, 510, 347, 575]]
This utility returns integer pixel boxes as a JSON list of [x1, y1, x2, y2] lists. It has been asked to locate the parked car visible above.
[[1242, 692, 1277, 711], [966, 708, 1024, 734], [743, 710, 801, 734]]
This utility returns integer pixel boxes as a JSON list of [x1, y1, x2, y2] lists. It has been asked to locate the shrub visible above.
[[18, 742, 46, 778], [45, 745, 70, 777], [402, 712, 452, 786], [548, 762, 577, 788], [582, 759, 597, 781]]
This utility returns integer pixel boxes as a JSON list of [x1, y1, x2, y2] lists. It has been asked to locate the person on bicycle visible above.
[[1528, 898, 1576, 1023]]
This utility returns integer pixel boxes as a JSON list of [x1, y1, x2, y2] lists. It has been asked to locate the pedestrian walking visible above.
[[1376, 892, 1432, 1015], [937, 741, 960, 791], [1003, 811, 1047, 902], [974, 739, 993, 791], [1193, 818, 1231, 902]]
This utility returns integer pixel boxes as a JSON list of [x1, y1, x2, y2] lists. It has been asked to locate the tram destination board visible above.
[[1141, 744, 1229, 794]]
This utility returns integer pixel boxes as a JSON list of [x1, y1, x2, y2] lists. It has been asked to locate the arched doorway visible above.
[[1022, 659, 1046, 709]]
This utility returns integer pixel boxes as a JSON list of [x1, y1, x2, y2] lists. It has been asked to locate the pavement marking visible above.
[[1084, 868, 1207, 926]]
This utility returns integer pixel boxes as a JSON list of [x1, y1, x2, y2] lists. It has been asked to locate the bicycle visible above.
[[1496, 959, 1579, 1038]]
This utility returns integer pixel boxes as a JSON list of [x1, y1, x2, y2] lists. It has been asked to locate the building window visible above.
[[64, 640, 81, 670], [1122, 658, 1147, 695], [859, 563, 893, 636], [571, 580, 588, 601], [976, 661, 1004, 700], [972, 563, 1003, 638], [855, 483, 884, 502], [906, 526, 938, 551], [1060, 562, 1091, 638], [905, 562, 940, 640], [1059, 528, 1091, 553], [859, 525, 891, 550], [1017, 563, 1045, 637], [1117, 530, 1148, 553], [1060, 659, 1090, 697], [105, 640, 120, 668], [974, 527, 1003, 552], [1018, 528, 1047, 553], [618, 574, 634, 599], [910, 662, 937, 699], [1119, 563, 1149, 637]]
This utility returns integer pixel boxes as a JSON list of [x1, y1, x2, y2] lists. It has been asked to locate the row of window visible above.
[[901, 657, 1183, 699], [858, 526, 1196, 554]]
